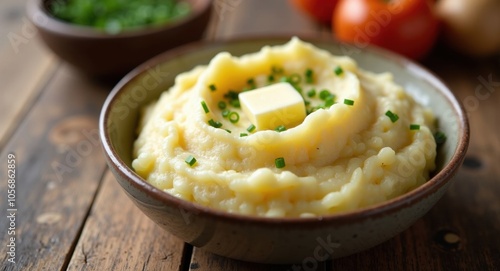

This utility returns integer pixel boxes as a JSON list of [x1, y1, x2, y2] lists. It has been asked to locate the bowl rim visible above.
[[99, 36, 470, 226], [26, 0, 213, 38]]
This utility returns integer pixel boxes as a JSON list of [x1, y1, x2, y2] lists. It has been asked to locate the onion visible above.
[[436, 0, 500, 57]]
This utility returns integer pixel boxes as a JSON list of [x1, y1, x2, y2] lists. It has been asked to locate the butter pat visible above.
[[239, 82, 306, 130]]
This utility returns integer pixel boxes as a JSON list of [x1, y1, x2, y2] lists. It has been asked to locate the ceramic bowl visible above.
[[99, 37, 469, 264], [26, 0, 212, 79]]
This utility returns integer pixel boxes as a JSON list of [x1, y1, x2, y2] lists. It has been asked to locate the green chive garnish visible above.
[[185, 155, 197, 167], [344, 99, 354, 106], [385, 110, 399, 123], [221, 109, 230, 118], [410, 124, 420, 130], [230, 99, 240, 108], [225, 129, 232, 133], [275, 157, 286, 168], [247, 78, 256, 89], [271, 65, 283, 75], [434, 131, 447, 145], [209, 84, 216, 91], [224, 90, 238, 100], [275, 125, 286, 132], [247, 124, 256, 132], [228, 112, 240, 123], [201, 101, 209, 113], [208, 119, 222, 128], [240, 133, 248, 137], [218, 101, 227, 110], [307, 89, 316, 98], [334, 66, 343, 76], [267, 74, 275, 83], [319, 89, 332, 100], [324, 97, 335, 107], [305, 68, 313, 84]]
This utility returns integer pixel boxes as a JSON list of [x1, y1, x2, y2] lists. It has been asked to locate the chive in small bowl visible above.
[[26, 0, 213, 80]]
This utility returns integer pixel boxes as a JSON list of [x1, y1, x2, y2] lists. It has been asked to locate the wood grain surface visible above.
[[0, 0, 499, 270]]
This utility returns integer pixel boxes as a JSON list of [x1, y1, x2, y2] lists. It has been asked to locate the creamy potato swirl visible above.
[[132, 38, 436, 217]]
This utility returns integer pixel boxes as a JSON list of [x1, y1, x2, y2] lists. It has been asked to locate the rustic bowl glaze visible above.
[[26, 0, 212, 79], [99, 37, 469, 264]]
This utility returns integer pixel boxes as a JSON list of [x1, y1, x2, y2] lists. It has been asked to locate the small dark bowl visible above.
[[100, 37, 469, 263], [26, 0, 212, 79]]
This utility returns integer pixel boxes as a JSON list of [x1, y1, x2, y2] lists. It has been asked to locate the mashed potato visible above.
[[132, 38, 437, 217]]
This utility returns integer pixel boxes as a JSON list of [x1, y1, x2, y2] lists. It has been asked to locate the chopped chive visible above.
[[247, 124, 256, 132], [200, 101, 209, 113], [209, 84, 216, 91], [224, 90, 238, 100], [304, 100, 310, 106], [434, 131, 447, 145], [218, 101, 227, 110], [247, 78, 256, 90], [280, 76, 289, 83], [240, 133, 248, 137], [267, 74, 275, 83], [225, 129, 232, 133], [305, 68, 313, 84], [221, 109, 230, 118], [271, 65, 283, 75], [324, 97, 335, 107], [230, 99, 240, 108], [385, 110, 399, 123], [319, 89, 332, 100], [228, 112, 240, 123], [185, 155, 197, 166], [334, 66, 344, 76], [410, 124, 420, 130], [275, 157, 286, 168], [344, 99, 354, 106], [275, 125, 287, 132], [289, 73, 302, 85], [307, 89, 316, 98], [208, 119, 222, 128], [305, 68, 313, 77]]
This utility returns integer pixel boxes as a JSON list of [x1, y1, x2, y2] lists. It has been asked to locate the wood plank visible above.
[[67, 171, 187, 271], [189, 248, 328, 271], [0, 0, 58, 149], [330, 46, 500, 271], [0, 65, 110, 271], [65, 3, 223, 271], [211, 0, 321, 39]]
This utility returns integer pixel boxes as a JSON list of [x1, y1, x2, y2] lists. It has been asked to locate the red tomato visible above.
[[290, 0, 339, 24], [332, 0, 440, 60]]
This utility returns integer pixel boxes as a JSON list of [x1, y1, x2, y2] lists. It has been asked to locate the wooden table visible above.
[[1, 0, 499, 270]]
